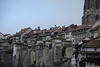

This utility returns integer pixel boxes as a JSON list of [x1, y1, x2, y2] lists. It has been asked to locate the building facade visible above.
[[82, 0, 100, 25]]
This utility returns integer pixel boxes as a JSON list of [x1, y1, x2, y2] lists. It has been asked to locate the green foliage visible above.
[[62, 46, 66, 57]]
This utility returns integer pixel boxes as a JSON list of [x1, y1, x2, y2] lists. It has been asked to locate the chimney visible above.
[[62, 25, 65, 28], [38, 26, 40, 30]]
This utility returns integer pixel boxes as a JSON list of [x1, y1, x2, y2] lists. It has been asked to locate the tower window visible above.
[[88, 0, 90, 9], [95, 15, 99, 21], [96, 0, 99, 9]]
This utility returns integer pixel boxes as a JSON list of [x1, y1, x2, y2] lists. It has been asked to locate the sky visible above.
[[0, 0, 84, 35]]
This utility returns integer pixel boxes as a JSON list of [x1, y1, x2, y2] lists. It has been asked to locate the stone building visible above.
[[62, 40, 73, 67], [82, 0, 100, 25], [65, 25, 74, 41], [0, 39, 13, 67], [0, 32, 3, 39], [73, 38, 100, 67], [89, 25, 100, 38], [13, 27, 32, 44], [72, 25, 90, 45], [71, 1, 100, 67]]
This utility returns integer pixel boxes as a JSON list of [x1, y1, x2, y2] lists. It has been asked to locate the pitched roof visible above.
[[29, 30, 33, 35], [15, 27, 30, 36], [90, 25, 100, 32], [57, 26, 66, 33], [0, 32, 3, 35], [47, 26, 61, 33], [65, 25, 90, 33], [65, 28, 75, 32], [75, 25, 89, 30], [38, 43, 44, 46], [86, 51, 100, 54], [83, 40, 100, 48], [3, 34, 10, 37]]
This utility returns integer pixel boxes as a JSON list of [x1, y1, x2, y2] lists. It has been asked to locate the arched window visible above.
[[96, 0, 99, 9], [87, 15, 89, 22], [88, 0, 90, 9], [95, 15, 99, 20], [90, 0, 92, 8]]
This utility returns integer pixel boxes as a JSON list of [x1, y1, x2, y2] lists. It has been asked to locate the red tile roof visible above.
[[83, 40, 100, 48], [82, 40, 90, 43], [47, 26, 61, 33], [15, 27, 30, 36], [3, 34, 10, 37], [38, 43, 44, 46], [65, 25, 90, 33], [66, 28, 75, 32], [75, 25, 89, 30], [90, 25, 100, 32], [86, 51, 100, 54], [57, 27, 66, 33]]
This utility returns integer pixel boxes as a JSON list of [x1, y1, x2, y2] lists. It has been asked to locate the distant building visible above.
[[75, 39, 100, 67], [72, 25, 90, 44], [65, 24, 76, 42], [13, 27, 32, 44], [3, 34, 10, 39], [82, 0, 100, 25], [90, 25, 100, 38], [72, 1, 100, 67], [0, 32, 3, 39]]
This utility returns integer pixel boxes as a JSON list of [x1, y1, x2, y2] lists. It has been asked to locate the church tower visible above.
[[82, 0, 100, 25]]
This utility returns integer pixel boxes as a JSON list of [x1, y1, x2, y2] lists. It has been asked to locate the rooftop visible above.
[[83, 40, 100, 48]]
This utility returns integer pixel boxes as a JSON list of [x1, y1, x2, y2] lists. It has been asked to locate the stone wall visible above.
[[13, 46, 36, 67], [1, 51, 13, 67], [36, 45, 62, 67], [43, 48, 54, 67], [0, 40, 13, 67]]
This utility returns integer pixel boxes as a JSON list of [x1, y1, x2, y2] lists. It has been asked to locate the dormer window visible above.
[[88, 0, 90, 9]]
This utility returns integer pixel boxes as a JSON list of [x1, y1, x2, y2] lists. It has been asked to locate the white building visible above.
[[76, 39, 100, 67], [0, 32, 3, 39]]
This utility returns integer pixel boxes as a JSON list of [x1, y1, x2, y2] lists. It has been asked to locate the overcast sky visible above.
[[0, 0, 84, 35]]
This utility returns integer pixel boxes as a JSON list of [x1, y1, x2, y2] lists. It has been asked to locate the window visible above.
[[86, 15, 89, 23], [91, 36, 93, 38], [88, 0, 90, 9], [96, 0, 99, 9], [73, 40, 74, 42], [66, 33, 69, 35], [90, 0, 92, 8], [94, 48, 97, 51], [95, 15, 99, 21], [66, 37, 69, 39]]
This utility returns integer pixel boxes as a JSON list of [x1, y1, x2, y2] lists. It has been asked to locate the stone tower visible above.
[[82, 0, 100, 25]]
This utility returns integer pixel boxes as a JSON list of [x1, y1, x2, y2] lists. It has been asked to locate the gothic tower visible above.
[[82, 0, 100, 25]]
